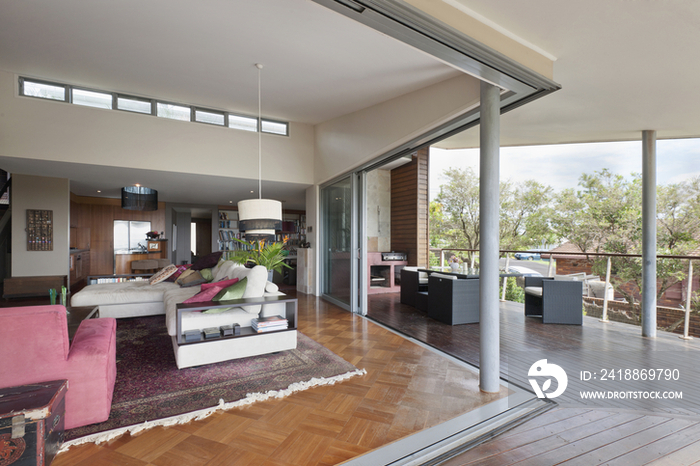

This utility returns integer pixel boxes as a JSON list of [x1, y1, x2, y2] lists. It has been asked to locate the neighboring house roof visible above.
[[549, 242, 587, 259]]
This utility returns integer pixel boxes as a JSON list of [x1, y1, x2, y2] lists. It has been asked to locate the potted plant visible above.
[[448, 255, 461, 272], [230, 237, 292, 281]]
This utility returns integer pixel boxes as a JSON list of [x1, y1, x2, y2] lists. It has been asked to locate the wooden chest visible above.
[[0, 380, 67, 466]]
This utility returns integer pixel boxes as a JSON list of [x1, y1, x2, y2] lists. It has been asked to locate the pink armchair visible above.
[[0, 305, 117, 429]]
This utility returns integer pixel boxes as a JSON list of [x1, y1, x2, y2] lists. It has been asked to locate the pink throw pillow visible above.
[[183, 278, 239, 303], [166, 264, 192, 282], [201, 277, 239, 291]]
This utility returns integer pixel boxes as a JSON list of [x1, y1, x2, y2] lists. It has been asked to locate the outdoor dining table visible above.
[[400, 268, 522, 325], [416, 267, 522, 278]]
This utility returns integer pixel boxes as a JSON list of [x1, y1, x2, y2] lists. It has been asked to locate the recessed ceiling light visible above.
[[250, 190, 254, 193], [97, 190, 101, 193], [229, 200, 233, 204]]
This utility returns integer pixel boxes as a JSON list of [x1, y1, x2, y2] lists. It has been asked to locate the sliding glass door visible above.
[[321, 176, 353, 307]]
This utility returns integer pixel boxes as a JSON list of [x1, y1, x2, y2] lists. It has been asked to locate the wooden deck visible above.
[[367, 293, 700, 465], [440, 407, 700, 465]]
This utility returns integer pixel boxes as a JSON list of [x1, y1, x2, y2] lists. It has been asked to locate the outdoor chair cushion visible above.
[[524, 286, 543, 297]]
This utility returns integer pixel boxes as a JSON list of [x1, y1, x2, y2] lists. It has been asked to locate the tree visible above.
[[434, 167, 481, 263], [500, 179, 555, 251], [431, 166, 700, 307], [550, 170, 640, 303], [432, 167, 554, 262], [654, 176, 700, 298], [657, 176, 700, 250], [552, 170, 699, 305]]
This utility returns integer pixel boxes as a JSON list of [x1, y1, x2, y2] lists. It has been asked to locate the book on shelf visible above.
[[183, 329, 202, 342], [90, 276, 148, 284], [253, 315, 287, 324], [252, 323, 288, 333], [218, 211, 239, 229], [221, 324, 241, 336], [251, 315, 288, 332]]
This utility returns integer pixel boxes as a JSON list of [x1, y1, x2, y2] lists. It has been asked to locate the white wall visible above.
[[305, 184, 319, 296], [1, 69, 481, 296], [314, 74, 480, 184], [0, 70, 315, 185], [310, 74, 481, 296], [11, 174, 70, 277]]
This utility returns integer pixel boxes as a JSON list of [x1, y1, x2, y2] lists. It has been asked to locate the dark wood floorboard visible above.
[[367, 292, 700, 465], [367, 293, 700, 414]]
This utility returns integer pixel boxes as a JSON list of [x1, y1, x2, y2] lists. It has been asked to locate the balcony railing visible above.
[[430, 247, 700, 339]]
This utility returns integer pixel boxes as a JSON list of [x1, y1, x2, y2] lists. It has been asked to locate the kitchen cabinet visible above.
[[70, 250, 91, 287]]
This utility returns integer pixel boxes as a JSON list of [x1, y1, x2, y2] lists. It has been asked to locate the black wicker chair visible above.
[[427, 274, 479, 325], [524, 276, 583, 325], [400, 268, 428, 309]]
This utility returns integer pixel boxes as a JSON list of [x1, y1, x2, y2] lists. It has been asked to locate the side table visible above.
[[172, 293, 298, 369], [66, 306, 99, 341]]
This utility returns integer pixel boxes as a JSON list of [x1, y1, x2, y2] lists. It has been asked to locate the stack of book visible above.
[[251, 315, 288, 333]]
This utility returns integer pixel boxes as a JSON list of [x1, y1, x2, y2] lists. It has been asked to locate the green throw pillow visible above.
[[177, 270, 207, 288], [200, 267, 213, 282], [212, 277, 247, 302]]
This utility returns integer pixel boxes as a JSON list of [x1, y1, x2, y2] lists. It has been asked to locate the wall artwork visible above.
[[26, 209, 53, 251]]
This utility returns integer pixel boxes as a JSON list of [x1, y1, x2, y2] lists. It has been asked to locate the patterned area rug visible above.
[[65, 315, 363, 444]]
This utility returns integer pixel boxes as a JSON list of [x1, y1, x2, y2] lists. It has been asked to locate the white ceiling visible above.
[[2, 0, 699, 206], [437, 0, 700, 148], [0, 0, 459, 125], [0, 0, 462, 208]]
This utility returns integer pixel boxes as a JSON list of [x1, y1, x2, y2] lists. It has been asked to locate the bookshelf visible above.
[[217, 210, 242, 259], [277, 212, 307, 250], [87, 274, 151, 285], [217, 209, 306, 269]]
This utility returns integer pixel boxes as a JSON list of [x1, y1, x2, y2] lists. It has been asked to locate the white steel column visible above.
[[682, 260, 694, 340], [642, 130, 657, 337], [479, 81, 501, 393]]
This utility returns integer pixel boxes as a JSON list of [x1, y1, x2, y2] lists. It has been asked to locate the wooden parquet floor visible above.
[[53, 293, 507, 466]]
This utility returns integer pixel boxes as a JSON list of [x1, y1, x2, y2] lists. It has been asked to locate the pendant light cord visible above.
[[256, 63, 263, 200]]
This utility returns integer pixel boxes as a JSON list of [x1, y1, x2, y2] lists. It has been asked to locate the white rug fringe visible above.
[[59, 368, 366, 452]]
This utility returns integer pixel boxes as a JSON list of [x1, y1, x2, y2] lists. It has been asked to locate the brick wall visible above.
[[555, 258, 593, 275]]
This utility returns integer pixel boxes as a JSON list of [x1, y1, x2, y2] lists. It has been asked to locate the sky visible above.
[[429, 138, 700, 200]]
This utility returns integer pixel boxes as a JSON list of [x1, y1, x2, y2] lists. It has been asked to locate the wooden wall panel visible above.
[[390, 148, 429, 267], [71, 195, 166, 275]]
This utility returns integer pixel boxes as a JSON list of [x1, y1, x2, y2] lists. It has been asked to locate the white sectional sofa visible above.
[[71, 260, 296, 368], [71, 280, 179, 319]]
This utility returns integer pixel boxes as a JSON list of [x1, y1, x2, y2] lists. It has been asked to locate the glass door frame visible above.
[[320, 173, 357, 312], [357, 171, 368, 316], [318, 170, 369, 316]]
